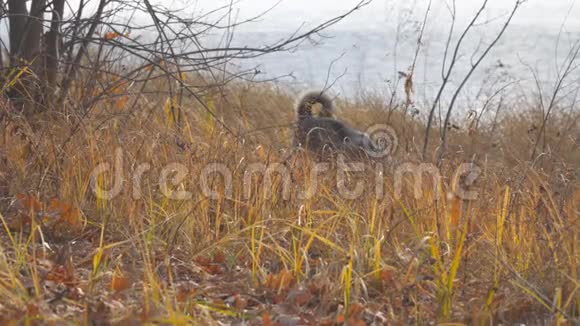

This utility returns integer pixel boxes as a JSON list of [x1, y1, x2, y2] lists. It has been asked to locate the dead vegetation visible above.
[[0, 81, 578, 324], [0, 0, 578, 324]]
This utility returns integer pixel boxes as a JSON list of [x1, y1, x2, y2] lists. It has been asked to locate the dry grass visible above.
[[0, 79, 578, 325]]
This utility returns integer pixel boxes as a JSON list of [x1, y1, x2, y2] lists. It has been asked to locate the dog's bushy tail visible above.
[[296, 90, 333, 119]]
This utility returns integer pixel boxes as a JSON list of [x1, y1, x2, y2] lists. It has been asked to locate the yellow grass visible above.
[[0, 78, 578, 324]]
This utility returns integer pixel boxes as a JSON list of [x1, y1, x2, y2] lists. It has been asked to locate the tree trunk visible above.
[[7, 0, 28, 58], [7, 0, 47, 115], [22, 0, 45, 62], [45, 0, 65, 97]]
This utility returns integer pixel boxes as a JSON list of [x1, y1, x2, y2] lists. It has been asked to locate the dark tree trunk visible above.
[[6, 0, 47, 115], [7, 0, 28, 57], [22, 0, 46, 62]]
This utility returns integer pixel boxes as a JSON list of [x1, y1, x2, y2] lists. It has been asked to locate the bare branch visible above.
[[438, 1, 524, 165]]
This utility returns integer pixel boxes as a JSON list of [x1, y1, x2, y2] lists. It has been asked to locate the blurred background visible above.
[[186, 0, 580, 104]]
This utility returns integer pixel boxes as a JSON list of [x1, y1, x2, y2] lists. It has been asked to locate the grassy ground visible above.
[[0, 80, 578, 324]]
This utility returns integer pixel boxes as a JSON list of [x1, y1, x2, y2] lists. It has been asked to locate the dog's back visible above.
[[293, 91, 378, 159]]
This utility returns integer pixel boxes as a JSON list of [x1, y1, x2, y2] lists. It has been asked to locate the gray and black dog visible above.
[[292, 90, 380, 158]]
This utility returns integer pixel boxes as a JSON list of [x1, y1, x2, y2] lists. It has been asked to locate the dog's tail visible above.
[[296, 90, 333, 119]]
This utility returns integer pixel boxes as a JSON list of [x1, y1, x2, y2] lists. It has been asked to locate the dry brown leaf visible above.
[[234, 295, 248, 310], [176, 286, 197, 302], [213, 250, 225, 264], [45, 198, 82, 227], [194, 255, 211, 266], [264, 270, 295, 292], [111, 267, 130, 292], [348, 303, 364, 317], [16, 193, 42, 213], [115, 96, 128, 110], [262, 311, 273, 326]]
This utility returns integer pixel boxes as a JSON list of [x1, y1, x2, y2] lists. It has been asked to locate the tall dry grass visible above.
[[0, 77, 578, 324]]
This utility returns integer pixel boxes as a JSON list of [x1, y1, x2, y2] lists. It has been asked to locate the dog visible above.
[[292, 90, 379, 159]]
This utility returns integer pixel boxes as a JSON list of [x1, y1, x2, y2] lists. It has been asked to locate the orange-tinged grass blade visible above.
[[449, 195, 461, 234]]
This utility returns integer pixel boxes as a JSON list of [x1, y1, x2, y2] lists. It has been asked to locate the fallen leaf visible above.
[[115, 96, 128, 110], [213, 250, 225, 264], [111, 266, 130, 292], [176, 285, 197, 302], [45, 198, 82, 227], [234, 295, 247, 310], [194, 255, 211, 266], [262, 311, 273, 326], [348, 303, 364, 318], [264, 270, 295, 292], [12, 194, 42, 228]]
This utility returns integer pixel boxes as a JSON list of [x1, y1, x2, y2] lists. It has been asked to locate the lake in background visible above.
[[3, 0, 579, 116], [191, 0, 580, 115]]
